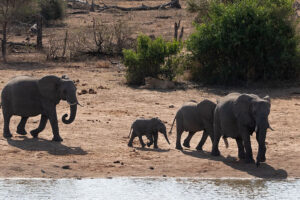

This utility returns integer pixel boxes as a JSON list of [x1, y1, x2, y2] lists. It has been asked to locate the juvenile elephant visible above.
[[128, 117, 170, 148], [1, 75, 79, 142], [169, 100, 228, 150], [212, 93, 272, 166]]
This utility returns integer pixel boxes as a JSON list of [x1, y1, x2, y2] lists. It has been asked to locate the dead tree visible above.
[[97, 0, 181, 12], [174, 20, 184, 41], [36, 14, 43, 50]]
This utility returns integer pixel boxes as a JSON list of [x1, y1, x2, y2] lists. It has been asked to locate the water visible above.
[[0, 177, 299, 200]]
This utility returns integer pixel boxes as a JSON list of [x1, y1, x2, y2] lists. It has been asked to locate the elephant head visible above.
[[38, 75, 79, 124], [152, 118, 170, 144], [233, 94, 271, 166]]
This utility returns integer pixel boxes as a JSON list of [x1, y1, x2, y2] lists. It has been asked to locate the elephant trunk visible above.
[[62, 103, 77, 124], [163, 132, 170, 145], [255, 118, 268, 167]]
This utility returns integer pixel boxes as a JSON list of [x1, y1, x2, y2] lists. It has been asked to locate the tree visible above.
[[0, 0, 36, 63]]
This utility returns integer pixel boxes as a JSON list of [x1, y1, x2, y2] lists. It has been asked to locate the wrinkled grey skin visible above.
[[1, 75, 79, 142], [212, 93, 272, 167], [169, 99, 225, 150], [128, 118, 170, 148]]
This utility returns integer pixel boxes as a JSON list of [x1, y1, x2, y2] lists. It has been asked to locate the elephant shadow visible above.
[[135, 147, 170, 152], [182, 150, 288, 179], [7, 136, 87, 156]]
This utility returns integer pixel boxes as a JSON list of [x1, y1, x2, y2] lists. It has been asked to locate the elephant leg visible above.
[[196, 130, 209, 151], [128, 131, 136, 147], [153, 132, 158, 149], [236, 138, 245, 160], [175, 127, 184, 150], [241, 129, 254, 163], [138, 134, 145, 148], [211, 134, 221, 156], [47, 109, 62, 142], [183, 131, 196, 148], [16, 117, 28, 135], [30, 115, 48, 138], [3, 112, 12, 138], [147, 134, 154, 147]]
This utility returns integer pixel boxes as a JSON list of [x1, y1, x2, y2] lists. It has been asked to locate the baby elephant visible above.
[[128, 118, 170, 148]]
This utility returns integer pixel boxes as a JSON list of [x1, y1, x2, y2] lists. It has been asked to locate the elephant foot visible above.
[[128, 143, 133, 147], [211, 149, 220, 156], [154, 145, 158, 149], [183, 141, 190, 148], [147, 142, 153, 147], [141, 144, 146, 148], [52, 136, 63, 142], [175, 145, 183, 150], [196, 146, 203, 151], [245, 157, 255, 164], [16, 129, 27, 136], [30, 130, 40, 138], [3, 132, 12, 139], [238, 152, 246, 160]]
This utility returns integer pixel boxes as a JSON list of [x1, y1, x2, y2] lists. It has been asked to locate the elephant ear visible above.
[[38, 75, 61, 102], [233, 94, 254, 126]]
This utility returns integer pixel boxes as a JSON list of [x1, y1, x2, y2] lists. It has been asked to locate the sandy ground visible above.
[[0, 60, 299, 179]]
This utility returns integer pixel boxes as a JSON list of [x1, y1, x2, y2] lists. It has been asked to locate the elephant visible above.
[[1, 75, 79, 142], [211, 92, 272, 166], [128, 117, 170, 148], [169, 99, 228, 150]]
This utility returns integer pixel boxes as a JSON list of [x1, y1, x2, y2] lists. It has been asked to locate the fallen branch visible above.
[[98, 0, 181, 12]]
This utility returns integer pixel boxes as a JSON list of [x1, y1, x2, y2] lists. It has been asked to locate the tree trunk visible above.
[[37, 15, 43, 50], [2, 21, 7, 63]]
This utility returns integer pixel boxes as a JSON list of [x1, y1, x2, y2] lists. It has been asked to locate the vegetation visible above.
[[187, 0, 300, 85], [40, 0, 66, 23], [123, 35, 182, 85], [0, 0, 37, 62]]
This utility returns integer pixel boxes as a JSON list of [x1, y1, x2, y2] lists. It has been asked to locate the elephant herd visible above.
[[1, 75, 272, 167]]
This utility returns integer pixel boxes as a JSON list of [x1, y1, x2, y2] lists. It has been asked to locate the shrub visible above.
[[187, 0, 300, 85], [123, 35, 182, 85], [40, 0, 66, 22]]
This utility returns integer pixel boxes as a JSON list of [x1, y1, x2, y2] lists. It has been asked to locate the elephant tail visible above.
[[128, 127, 133, 138], [223, 136, 229, 148], [168, 116, 176, 135]]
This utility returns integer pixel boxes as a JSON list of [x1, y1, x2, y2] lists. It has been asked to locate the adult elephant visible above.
[[211, 93, 272, 166], [169, 99, 228, 150], [1, 75, 79, 142]]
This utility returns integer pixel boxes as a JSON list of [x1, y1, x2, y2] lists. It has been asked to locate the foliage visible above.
[[40, 0, 66, 22], [187, 0, 300, 85], [123, 35, 182, 85]]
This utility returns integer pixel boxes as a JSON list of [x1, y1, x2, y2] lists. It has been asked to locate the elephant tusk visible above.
[[268, 126, 274, 131], [77, 102, 84, 107]]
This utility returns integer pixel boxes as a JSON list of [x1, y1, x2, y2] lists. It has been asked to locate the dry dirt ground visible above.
[[0, 0, 299, 179], [0, 60, 299, 179]]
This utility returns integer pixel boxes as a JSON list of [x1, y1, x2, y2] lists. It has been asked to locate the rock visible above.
[[169, 105, 174, 108], [88, 88, 97, 94], [149, 166, 154, 170], [62, 165, 71, 169], [163, 175, 167, 177], [140, 77, 175, 90], [41, 169, 45, 173], [113, 160, 120, 164]]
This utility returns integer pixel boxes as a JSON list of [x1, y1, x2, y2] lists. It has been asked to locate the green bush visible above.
[[40, 0, 66, 22], [187, 0, 300, 85], [123, 35, 182, 85]]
